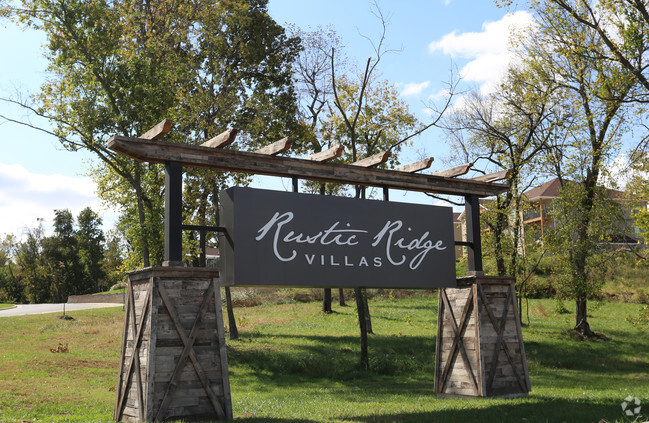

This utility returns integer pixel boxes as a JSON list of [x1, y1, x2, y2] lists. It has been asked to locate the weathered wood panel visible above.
[[115, 267, 232, 422], [435, 276, 530, 398]]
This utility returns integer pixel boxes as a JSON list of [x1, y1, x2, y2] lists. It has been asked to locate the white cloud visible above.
[[401, 81, 431, 96], [428, 11, 535, 94], [0, 163, 106, 237]]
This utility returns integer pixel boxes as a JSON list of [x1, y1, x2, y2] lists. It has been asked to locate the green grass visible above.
[[0, 294, 648, 422], [92, 288, 126, 295], [0, 303, 14, 310]]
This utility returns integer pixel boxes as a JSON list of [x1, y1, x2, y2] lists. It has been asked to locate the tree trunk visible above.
[[224, 286, 238, 340], [322, 288, 332, 313], [362, 288, 373, 334], [338, 288, 346, 306], [133, 168, 151, 268], [575, 298, 594, 337], [354, 287, 369, 370]]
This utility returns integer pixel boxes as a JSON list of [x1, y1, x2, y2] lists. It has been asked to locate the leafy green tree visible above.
[[16, 221, 49, 303], [443, 65, 566, 277], [524, 0, 637, 336], [0, 235, 25, 303], [547, 183, 627, 324], [77, 207, 106, 293], [1, 0, 303, 270], [41, 209, 83, 302], [102, 230, 126, 290]]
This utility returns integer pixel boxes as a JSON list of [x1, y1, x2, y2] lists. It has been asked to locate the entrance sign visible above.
[[220, 187, 456, 288]]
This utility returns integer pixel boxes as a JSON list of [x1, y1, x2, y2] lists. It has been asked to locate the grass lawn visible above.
[[0, 293, 647, 422], [0, 303, 14, 310]]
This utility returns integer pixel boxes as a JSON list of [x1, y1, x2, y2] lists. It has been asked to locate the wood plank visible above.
[[352, 151, 390, 168], [472, 169, 512, 183], [107, 136, 509, 197], [395, 157, 434, 173], [439, 289, 478, 395], [201, 128, 238, 149], [155, 281, 225, 421], [140, 119, 173, 141], [255, 137, 292, 156], [306, 144, 344, 162], [432, 163, 472, 178]]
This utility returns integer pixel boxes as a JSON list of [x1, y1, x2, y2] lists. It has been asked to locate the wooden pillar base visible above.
[[114, 267, 232, 422], [435, 276, 530, 398]]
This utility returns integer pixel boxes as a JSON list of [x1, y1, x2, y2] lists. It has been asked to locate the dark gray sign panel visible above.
[[219, 187, 456, 289]]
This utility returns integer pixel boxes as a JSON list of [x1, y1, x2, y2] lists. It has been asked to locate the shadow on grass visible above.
[[341, 396, 623, 423], [228, 332, 435, 382]]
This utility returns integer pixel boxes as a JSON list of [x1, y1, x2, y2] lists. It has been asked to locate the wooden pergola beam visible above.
[[306, 144, 344, 162], [432, 163, 472, 178], [201, 128, 238, 149], [352, 151, 390, 168], [395, 157, 434, 173], [107, 136, 509, 197], [255, 137, 292, 156], [140, 119, 173, 141], [472, 169, 512, 183]]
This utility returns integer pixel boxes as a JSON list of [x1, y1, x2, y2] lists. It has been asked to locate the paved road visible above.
[[0, 303, 123, 317]]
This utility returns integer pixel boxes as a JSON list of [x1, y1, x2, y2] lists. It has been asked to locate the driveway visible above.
[[0, 303, 123, 317]]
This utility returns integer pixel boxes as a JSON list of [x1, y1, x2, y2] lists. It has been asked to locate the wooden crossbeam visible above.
[[201, 128, 238, 149], [439, 289, 479, 394], [155, 281, 225, 421], [255, 137, 292, 156], [306, 144, 344, 162], [472, 169, 512, 183], [352, 151, 390, 168], [432, 163, 472, 178], [140, 119, 173, 141], [107, 137, 510, 197], [395, 157, 434, 173]]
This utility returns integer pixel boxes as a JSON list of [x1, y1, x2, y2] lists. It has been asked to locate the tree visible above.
[[547, 182, 627, 329], [524, 0, 637, 336], [0, 235, 25, 303], [1, 0, 303, 270], [443, 65, 566, 277], [77, 207, 106, 293], [16, 220, 49, 303]]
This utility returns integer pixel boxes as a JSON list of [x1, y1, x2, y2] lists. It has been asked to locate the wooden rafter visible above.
[[306, 144, 344, 162], [140, 119, 173, 141], [107, 137, 509, 197], [395, 157, 434, 173], [201, 128, 238, 149], [431, 163, 472, 178], [255, 137, 292, 156], [472, 169, 512, 183], [352, 151, 390, 168]]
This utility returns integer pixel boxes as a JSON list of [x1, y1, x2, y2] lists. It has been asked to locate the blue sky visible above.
[[0, 0, 534, 237]]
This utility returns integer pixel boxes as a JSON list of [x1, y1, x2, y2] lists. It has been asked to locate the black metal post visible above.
[[292, 177, 298, 193], [465, 194, 483, 274], [383, 186, 389, 201], [164, 161, 184, 266]]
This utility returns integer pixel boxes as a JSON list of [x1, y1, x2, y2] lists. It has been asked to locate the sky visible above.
[[0, 0, 536, 238]]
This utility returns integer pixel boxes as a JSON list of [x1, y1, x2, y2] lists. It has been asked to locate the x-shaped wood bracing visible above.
[[477, 284, 528, 393], [115, 280, 152, 422], [154, 279, 226, 421], [439, 288, 479, 395]]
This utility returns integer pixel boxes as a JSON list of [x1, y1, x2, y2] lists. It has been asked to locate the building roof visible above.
[[524, 178, 563, 201], [524, 177, 628, 201]]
